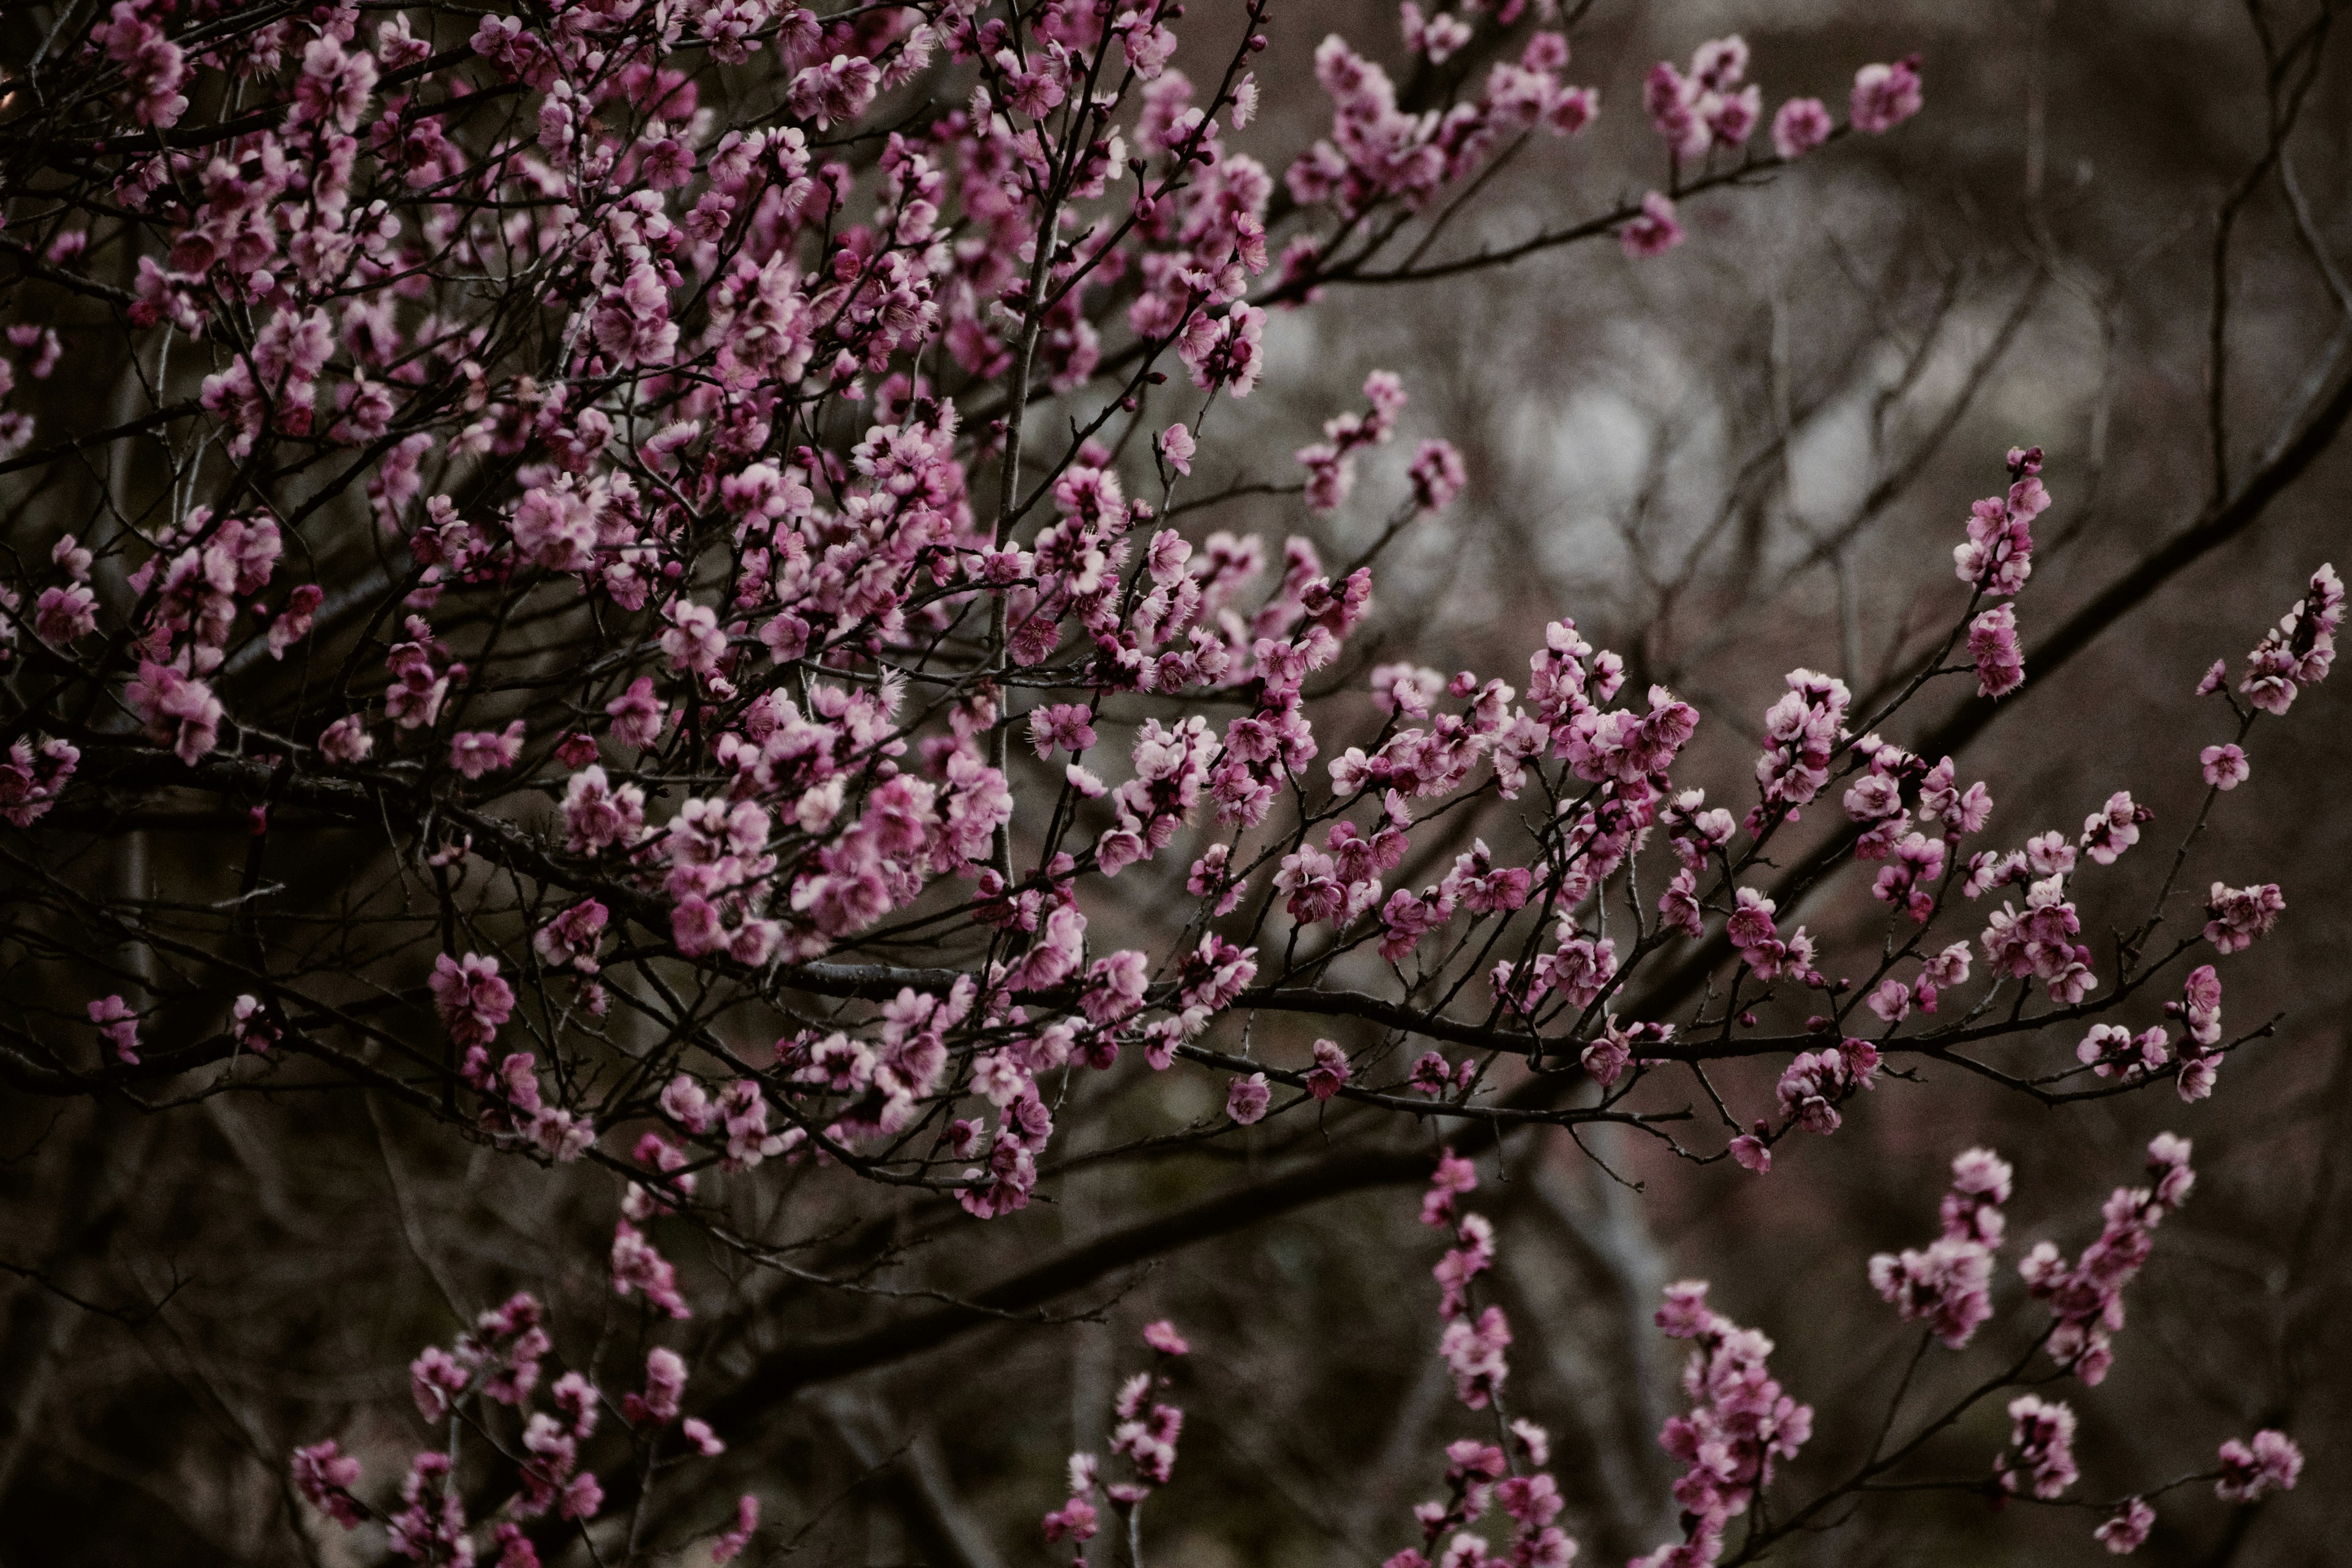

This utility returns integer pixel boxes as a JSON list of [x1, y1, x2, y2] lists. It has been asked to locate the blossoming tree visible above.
[[0, 1, 2342, 1564]]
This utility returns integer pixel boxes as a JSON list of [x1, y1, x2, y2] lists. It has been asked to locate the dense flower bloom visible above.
[[430, 953, 515, 1049], [9, 8, 2320, 1560]]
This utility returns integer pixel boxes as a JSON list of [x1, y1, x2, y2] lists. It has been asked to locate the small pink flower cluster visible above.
[[0, 736, 79, 827], [1633, 1281, 1813, 1568], [2019, 1134, 2195, 1385], [295, 1292, 730, 1559], [2214, 1428, 2304, 1502], [1995, 1393, 2079, 1499], [1290, 29, 1595, 224], [1041, 1321, 1190, 1557], [1382, 1154, 1576, 1568], [1953, 444, 2048, 596], [2236, 563, 2340, 715], [1868, 1147, 2013, 1348], [2203, 880, 2285, 955], [1297, 370, 1410, 513]]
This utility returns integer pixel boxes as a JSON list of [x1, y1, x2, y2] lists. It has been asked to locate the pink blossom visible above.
[[562, 766, 646, 854], [92, 1, 191, 129], [0, 737, 79, 827], [2079, 789, 2149, 865], [1029, 703, 1096, 758], [34, 584, 97, 644], [2095, 1498, 2155, 1554], [712, 1495, 760, 1564], [1864, 978, 1912, 1023], [1754, 668, 1850, 818], [1159, 423, 1196, 475], [1409, 439, 1468, 511], [1772, 97, 1832, 158], [1997, 1395, 2078, 1499], [2018, 1134, 2195, 1385], [126, 660, 224, 764], [292, 1440, 365, 1527], [1968, 604, 2026, 698], [1227, 1072, 1272, 1125], [610, 1221, 692, 1319], [622, 1346, 688, 1425], [1621, 191, 1685, 258], [606, 676, 667, 749], [1042, 1493, 1100, 1544], [2238, 563, 2340, 714], [1305, 1039, 1353, 1100], [2077, 1023, 2171, 1083], [1440, 1303, 1513, 1409], [2199, 744, 2250, 790], [1952, 456, 2046, 597], [268, 584, 323, 659], [1850, 56, 1924, 134], [1639, 1281, 1811, 1552], [2203, 881, 2283, 953], [89, 995, 140, 1065], [1868, 1147, 2010, 1347], [2214, 1430, 2303, 1501], [451, 720, 526, 780], [1081, 949, 1149, 1025], [430, 952, 514, 1049]]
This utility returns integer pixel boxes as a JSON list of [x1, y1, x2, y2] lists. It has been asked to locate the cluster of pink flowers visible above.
[[1289, 28, 1594, 224], [15, 2, 2332, 1555], [1752, 668, 1852, 822], [2203, 880, 2285, 954], [1379, 1154, 1576, 1568], [1868, 1147, 2013, 1348], [2081, 1431, 2301, 1555], [1976, 862, 2097, 1006], [1042, 1321, 1190, 1559], [88, 995, 141, 1066], [429, 952, 514, 1050], [0, 736, 80, 827], [1645, 36, 1763, 162], [295, 1287, 742, 1558], [2019, 1134, 2195, 1385], [1995, 1393, 2079, 1499], [2214, 1429, 2305, 1502], [1621, 38, 1919, 254], [1770, 1037, 1879, 1139], [1298, 371, 1410, 511], [2234, 564, 2340, 715], [1953, 447, 2048, 597], [1634, 1281, 1812, 1568]]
